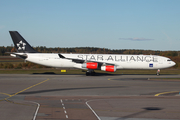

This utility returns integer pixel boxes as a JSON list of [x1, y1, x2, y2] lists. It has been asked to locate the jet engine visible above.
[[82, 62, 98, 69], [101, 65, 116, 72]]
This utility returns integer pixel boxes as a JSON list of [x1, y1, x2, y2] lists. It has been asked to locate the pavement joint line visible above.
[[155, 91, 179, 96]]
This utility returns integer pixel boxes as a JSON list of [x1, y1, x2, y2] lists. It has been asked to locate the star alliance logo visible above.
[[17, 40, 26, 50]]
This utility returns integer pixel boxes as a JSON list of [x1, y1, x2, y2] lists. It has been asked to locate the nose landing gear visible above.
[[157, 69, 160, 76]]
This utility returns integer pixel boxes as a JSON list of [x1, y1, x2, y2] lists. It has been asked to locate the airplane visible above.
[[9, 31, 176, 76]]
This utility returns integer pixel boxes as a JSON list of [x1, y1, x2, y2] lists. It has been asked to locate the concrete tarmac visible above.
[[0, 74, 180, 120]]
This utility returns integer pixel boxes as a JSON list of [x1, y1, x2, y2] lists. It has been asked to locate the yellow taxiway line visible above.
[[0, 78, 50, 101], [0, 92, 12, 97], [155, 91, 179, 96], [9, 78, 50, 97]]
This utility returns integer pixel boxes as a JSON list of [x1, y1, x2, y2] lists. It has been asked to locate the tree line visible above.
[[1, 46, 180, 56], [0, 62, 47, 69]]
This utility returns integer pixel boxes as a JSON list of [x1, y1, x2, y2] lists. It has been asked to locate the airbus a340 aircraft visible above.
[[9, 31, 176, 75]]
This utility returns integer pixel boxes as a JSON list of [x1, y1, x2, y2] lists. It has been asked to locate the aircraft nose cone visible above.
[[172, 61, 176, 66]]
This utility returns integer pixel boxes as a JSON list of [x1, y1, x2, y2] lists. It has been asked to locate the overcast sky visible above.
[[0, 0, 180, 51]]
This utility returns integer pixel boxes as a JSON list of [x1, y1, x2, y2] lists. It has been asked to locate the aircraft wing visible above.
[[58, 54, 115, 66]]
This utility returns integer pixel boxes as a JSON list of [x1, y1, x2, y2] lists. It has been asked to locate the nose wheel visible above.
[[157, 69, 160, 76]]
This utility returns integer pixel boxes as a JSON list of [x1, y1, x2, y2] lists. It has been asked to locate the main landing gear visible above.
[[157, 69, 160, 76], [86, 70, 96, 76]]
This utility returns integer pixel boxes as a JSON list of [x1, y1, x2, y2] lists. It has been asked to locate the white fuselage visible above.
[[16, 53, 176, 70]]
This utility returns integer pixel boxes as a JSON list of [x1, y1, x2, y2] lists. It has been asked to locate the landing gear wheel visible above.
[[86, 71, 90, 76], [86, 70, 95, 76]]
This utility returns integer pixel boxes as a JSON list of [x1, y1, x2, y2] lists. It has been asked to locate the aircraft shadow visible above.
[[116, 107, 163, 120], [33, 72, 56, 74], [32, 72, 177, 76], [18, 86, 125, 95], [32, 72, 120, 76]]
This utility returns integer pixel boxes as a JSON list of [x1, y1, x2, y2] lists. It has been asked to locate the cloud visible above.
[[119, 37, 154, 41]]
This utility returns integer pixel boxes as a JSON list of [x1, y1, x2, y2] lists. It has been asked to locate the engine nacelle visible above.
[[101, 65, 116, 72], [82, 62, 98, 69]]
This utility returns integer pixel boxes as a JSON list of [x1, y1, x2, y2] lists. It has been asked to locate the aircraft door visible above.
[[158, 58, 163, 65]]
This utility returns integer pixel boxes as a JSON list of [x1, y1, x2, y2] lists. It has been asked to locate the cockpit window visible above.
[[167, 59, 172, 61]]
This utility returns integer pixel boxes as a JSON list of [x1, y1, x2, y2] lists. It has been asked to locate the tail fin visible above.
[[9, 31, 37, 53]]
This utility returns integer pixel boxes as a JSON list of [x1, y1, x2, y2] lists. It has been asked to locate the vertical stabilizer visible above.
[[9, 31, 37, 53]]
